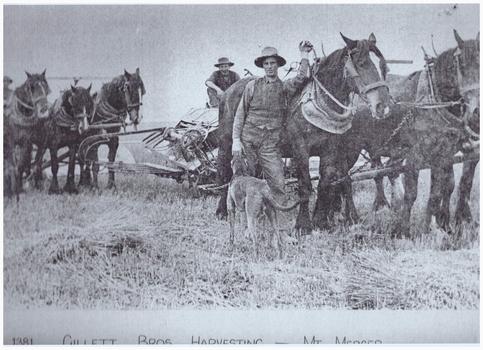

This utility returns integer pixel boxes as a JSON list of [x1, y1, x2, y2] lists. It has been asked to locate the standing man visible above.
[[4, 76, 13, 108], [232, 41, 313, 201], [205, 57, 240, 107]]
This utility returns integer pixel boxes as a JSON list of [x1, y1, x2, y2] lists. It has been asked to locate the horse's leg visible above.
[[78, 157, 92, 188], [342, 147, 360, 224], [106, 137, 119, 189], [424, 167, 442, 233], [455, 158, 478, 226], [435, 164, 454, 232], [90, 145, 100, 190], [48, 144, 60, 195], [372, 157, 391, 211], [17, 141, 32, 190], [394, 168, 418, 238], [215, 141, 232, 220], [32, 141, 46, 190], [64, 144, 79, 194], [291, 139, 312, 234], [313, 139, 344, 230]]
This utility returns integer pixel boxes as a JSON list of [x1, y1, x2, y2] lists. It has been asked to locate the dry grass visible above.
[[3, 164, 480, 310]]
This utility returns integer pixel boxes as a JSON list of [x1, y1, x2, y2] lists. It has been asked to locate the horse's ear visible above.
[[124, 69, 131, 80], [71, 85, 77, 93], [25, 71, 31, 79], [87, 83, 92, 94], [454, 29, 464, 48], [340, 32, 357, 50], [41, 69, 46, 78], [368, 33, 377, 45], [135, 68, 140, 75]]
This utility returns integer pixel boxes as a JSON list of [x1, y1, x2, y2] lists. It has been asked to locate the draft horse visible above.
[[350, 30, 479, 237], [216, 33, 392, 233], [80, 68, 145, 190], [35, 85, 94, 194], [3, 70, 50, 198]]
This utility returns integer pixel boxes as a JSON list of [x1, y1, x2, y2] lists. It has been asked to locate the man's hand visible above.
[[216, 89, 224, 98], [232, 138, 244, 156], [299, 40, 313, 53]]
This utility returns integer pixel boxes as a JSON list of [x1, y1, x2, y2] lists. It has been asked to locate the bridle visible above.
[[344, 47, 389, 99], [122, 79, 143, 112], [454, 46, 480, 96], [453, 45, 480, 142], [311, 44, 389, 111], [16, 80, 49, 111]]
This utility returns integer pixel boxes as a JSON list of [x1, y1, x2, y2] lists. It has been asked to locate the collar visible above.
[[264, 76, 279, 84]]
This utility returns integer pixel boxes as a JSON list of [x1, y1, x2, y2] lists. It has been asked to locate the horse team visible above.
[[4, 68, 145, 197], [4, 30, 479, 240]]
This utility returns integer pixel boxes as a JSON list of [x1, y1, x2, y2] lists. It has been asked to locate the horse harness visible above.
[[6, 85, 50, 127], [91, 79, 142, 127], [394, 53, 477, 141]]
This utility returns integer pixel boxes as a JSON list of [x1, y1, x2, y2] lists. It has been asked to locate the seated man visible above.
[[205, 57, 240, 108]]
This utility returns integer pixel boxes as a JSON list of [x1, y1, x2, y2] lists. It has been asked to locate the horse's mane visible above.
[[104, 75, 126, 92], [61, 89, 73, 114], [102, 73, 146, 95], [316, 46, 349, 83], [314, 46, 350, 111], [60, 87, 93, 116]]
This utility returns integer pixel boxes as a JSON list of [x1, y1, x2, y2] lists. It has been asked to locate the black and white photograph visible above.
[[3, 2, 479, 346]]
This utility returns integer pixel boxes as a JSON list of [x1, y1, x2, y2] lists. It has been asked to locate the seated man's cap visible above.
[[215, 57, 234, 67]]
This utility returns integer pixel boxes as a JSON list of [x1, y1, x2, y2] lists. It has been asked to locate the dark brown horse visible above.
[[453, 31, 479, 229], [3, 70, 50, 198], [80, 68, 145, 189], [216, 34, 392, 233], [350, 30, 479, 238], [35, 85, 94, 194]]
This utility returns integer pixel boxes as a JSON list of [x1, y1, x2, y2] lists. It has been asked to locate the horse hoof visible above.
[[64, 187, 78, 195], [48, 187, 60, 195], [215, 210, 228, 221]]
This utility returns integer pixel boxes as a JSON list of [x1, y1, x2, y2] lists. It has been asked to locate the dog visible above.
[[227, 155, 300, 258]]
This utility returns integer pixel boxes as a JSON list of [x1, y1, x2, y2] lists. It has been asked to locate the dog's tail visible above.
[[264, 193, 301, 212]]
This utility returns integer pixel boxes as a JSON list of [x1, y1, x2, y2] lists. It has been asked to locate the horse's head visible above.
[[122, 68, 146, 126], [20, 69, 51, 117], [63, 84, 94, 133], [453, 30, 480, 130], [340, 33, 392, 119]]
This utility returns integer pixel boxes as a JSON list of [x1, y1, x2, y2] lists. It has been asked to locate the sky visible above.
[[3, 3, 480, 127]]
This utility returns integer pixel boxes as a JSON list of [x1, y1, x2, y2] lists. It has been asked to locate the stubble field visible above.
[[3, 160, 480, 310]]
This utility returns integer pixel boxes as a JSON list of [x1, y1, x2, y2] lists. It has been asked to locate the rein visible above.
[[312, 74, 355, 112]]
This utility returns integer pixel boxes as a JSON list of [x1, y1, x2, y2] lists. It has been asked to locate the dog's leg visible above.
[[266, 207, 283, 259], [227, 195, 236, 247], [239, 210, 249, 240], [246, 196, 262, 259]]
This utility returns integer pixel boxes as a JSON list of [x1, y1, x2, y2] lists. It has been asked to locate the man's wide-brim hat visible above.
[[254, 47, 286, 68], [215, 57, 234, 67]]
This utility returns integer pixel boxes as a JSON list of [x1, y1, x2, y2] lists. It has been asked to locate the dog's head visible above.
[[231, 155, 250, 176]]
